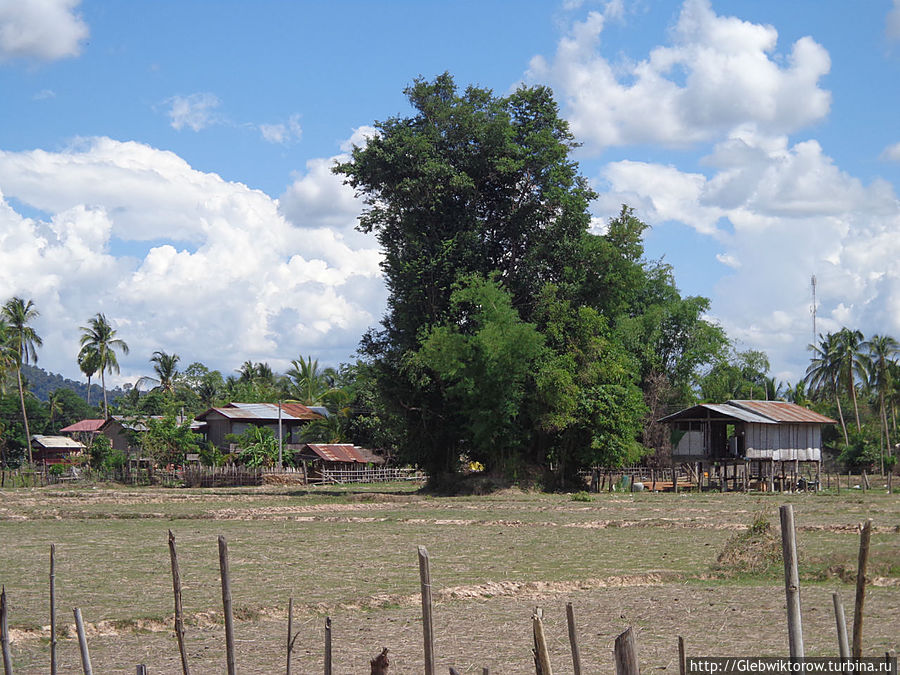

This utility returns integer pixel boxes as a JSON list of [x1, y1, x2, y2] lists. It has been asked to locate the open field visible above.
[[0, 484, 898, 673]]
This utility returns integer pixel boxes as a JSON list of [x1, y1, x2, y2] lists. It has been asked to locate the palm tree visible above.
[[805, 332, 848, 444], [137, 351, 181, 395], [285, 355, 336, 406], [77, 346, 101, 408], [2, 298, 42, 464], [79, 313, 129, 419], [864, 334, 900, 471], [834, 328, 869, 432]]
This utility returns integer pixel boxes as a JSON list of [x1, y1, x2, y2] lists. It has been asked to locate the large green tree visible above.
[[2, 297, 43, 464], [79, 313, 129, 418], [335, 75, 601, 477]]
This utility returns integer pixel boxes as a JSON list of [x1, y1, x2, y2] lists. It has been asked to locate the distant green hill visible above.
[[20, 363, 122, 404]]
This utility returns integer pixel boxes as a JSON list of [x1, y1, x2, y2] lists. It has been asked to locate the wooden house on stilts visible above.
[[659, 400, 835, 491]]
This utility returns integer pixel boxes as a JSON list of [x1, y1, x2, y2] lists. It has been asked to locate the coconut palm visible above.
[[79, 313, 129, 419], [285, 355, 336, 406], [77, 346, 101, 407], [805, 332, 848, 444], [2, 297, 42, 464], [864, 334, 900, 469], [834, 327, 869, 432], [137, 351, 181, 396]]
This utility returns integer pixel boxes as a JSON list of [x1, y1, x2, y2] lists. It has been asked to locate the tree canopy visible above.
[[335, 74, 725, 481]]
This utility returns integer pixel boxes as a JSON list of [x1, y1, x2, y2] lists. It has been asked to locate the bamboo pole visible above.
[[324, 616, 332, 675], [168, 531, 190, 675], [852, 519, 873, 659], [832, 592, 850, 660], [418, 546, 435, 675], [218, 535, 236, 675], [532, 607, 553, 675], [1, 586, 13, 675], [73, 607, 93, 675], [614, 626, 639, 675], [566, 602, 582, 675], [50, 545, 57, 675], [779, 504, 804, 658]]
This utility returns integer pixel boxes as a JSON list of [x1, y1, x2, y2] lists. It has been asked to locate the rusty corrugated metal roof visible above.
[[728, 400, 836, 424], [59, 419, 105, 433], [196, 402, 323, 422], [660, 400, 836, 425], [302, 444, 384, 464]]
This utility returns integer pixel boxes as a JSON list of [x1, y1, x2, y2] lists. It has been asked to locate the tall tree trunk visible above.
[[849, 379, 861, 431], [86, 374, 92, 407], [101, 369, 108, 419], [833, 375, 849, 445], [16, 367, 33, 464]]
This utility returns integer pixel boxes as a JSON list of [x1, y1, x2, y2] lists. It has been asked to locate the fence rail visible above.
[[314, 467, 426, 485]]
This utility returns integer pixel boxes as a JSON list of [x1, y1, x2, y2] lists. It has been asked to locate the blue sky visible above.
[[2, 0, 900, 389]]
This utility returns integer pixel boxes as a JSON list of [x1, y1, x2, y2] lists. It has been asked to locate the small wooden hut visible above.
[[31, 435, 85, 466], [659, 400, 835, 491], [293, 443, 384, 482]]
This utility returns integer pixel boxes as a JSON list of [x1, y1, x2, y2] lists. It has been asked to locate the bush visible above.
[[48, 463, 67, 477], [714, 508, 781, 575]]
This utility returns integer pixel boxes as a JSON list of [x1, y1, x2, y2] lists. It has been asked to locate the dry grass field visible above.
[[0, 482, 897, 674]]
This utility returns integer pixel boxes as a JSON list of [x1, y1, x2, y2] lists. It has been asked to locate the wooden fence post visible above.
[[779, 504, 804, 658], [73, 607, 93, 675], [286, 597, 294, 675], [566, 602, 582, 675], [614, 626, 639, 675], [678, 636, 686, 675], [852, 519, 873, 659], [418, 546, 435, 675], [50, 544, 57, 675], [532, 607, 553, 675], [1, 586, 13, 675], [832, 592, 850, 660], [218, 535, 237, 675], [324, 616, 332, 675], [168, 531, 190, 675]]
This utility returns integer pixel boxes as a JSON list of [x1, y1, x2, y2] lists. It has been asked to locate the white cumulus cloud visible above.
[[167, 93, 221, 132], [880, 142, 900, 162], [528, 0, 831, 152], [0, 137, 385, 384], [888, 0, 900, 41], [592, 133, 900, 382], [259, 114, 303, 144], [0, 0, 88, 62]]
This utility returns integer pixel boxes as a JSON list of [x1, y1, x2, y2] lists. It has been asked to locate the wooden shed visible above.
[[659, 400, 835, 491], [293, 443, 384, 483], [31, 435, 85, 466]]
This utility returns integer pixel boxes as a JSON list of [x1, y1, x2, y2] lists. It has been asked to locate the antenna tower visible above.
[[810, 274, 817, 343]]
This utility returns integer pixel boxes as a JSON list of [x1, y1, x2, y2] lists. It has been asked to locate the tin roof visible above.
[[728, 400, 837, 424], [659, 403, 776, 424], [31, 435, 85, 449], [59, 419, 105, 433], [659, 400, 836, 425], [301, 444, 384, 464], [196, 402, 323, 423]]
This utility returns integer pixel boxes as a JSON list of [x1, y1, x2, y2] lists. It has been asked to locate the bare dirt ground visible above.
[[1, 484, 897, 673]]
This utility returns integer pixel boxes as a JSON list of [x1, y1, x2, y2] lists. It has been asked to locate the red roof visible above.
[[59, 419, 105, 433]]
